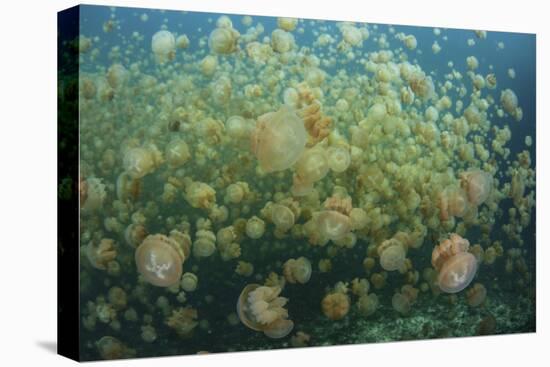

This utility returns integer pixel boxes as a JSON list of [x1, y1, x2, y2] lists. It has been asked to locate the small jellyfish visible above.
[[460, 169, 493, 206], [208, 27, 238, 54], [135, 234, 185, 287], [283, 257, 312, 284], [327, 146, 351, 173], [271, 204, 295, 232], [431, 234, 478, 293], [237, 284, 294, 338], [321, 292, 350, 320], [151, 30, 176, 63], [316, 210, 352, 241], [246, 216, 266, 239], [251, 105, 307, 173], [378, 239, 406, 272]]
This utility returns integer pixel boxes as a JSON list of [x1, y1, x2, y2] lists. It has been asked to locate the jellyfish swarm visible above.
[[237, 284, 294, 339], [135, 234, 185, 287], [250, 105, 307, 173], [431, 233, 478, 293]]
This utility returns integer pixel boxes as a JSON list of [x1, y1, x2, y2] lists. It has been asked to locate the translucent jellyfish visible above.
[[294, 146, 329, 183], [438, 186, 470, 221], [226, 115, 253, 140], [431, 234, 478, 293], [283, 257, 312, 284], [327, 146, 351, 173], [165, 307, 198, 337], [357, 293, 379, 317], [165, 139, 190, 167], [185, 181, 216, 209], [151, 30, 176, 63], [81, 177, 106, 211], [466, 283, 487, 307], [86, 238, 117, 270], [271, 204, 295, 231], [460, 169, 493, 206], [96, 336, 134, 360], [316, 210, 352, 240], [176, 34, 189, 49], [123, 147, 160, 179], [180, 272, 198, 292], [124, 223, 147, 248], [341, 25, 362, 46], [378, 239, 406, 272], [200, 55, 218, 76], [271, 29, 294, 53], [321, 292, 350, 320], [500, 88, 519, 116], [208, 27, 238, 54], [250, 105, 307, 173], [106, 63, 128, 89], [277, 17, 298, 32], [237, 284, 294, 338], [246, 216, 266, 239], [135, 234, 185, 287], [193, 230, 216, 258]]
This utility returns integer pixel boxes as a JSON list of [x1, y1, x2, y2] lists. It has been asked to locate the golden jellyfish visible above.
[[226, 115, 253, 141], [321, 292, 350, 320], [124, 223, 148, 248], [438, 186, 470, 221], [96, 336, 135, 360], [357, 293, 379, 317], [246, 216, 266, 239], [106, 63, 128, 90], [271, 204, 295, 231], [123, 146, 162, 179], [378, 238, 406, 272], [86, 239, 117, 270], [165, 307, 198, 338], [176, 34, 189, 49], [135, 234, 185, 287], [271, 29, 294, 53], [200, 55, 218, 77], [341, 24, 363, 46], [185, 181, 216, 209], [466, 283, 487, 307], [500, 88, 518, 116], [151, 30, 176, 63], [193, 229, 216, 258], [294, 146, 329, 183], [316, 210, 352, 241], [251, 105, 307, 173], [431, 233, 478, 293], [115, 172, 141, 202], [327, 146, 351, 173], [81, 177, 106, 211], [277, 17, 298, 32], [237, 284, 294, 339], [225, 182, 248, 204], [283, 257, 312, 284], [208, 27, 238, 54], [181, 272, 198, 292], [165, 139, 191, 168], [460, 169, 493, 206]]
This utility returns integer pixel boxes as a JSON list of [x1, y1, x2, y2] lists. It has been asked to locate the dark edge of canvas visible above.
[[57, 4, 81, 361]]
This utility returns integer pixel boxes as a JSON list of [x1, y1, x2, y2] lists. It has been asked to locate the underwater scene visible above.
[[71, 4, 536, 360]]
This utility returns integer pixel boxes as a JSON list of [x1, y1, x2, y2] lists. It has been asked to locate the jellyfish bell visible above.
[[460, 169, 493, 206], [316, 210, 352, 241], [271, 204, 295, 231], [251, 105, 307, 173], [237, 284, 293, 338], [151, 30, 176, 63], [437, 252, 478, 293], [294, 146, 329, 183], [432, 233, 478, 293], [379, 241, 406, 272], [327, 146, 351, 173], [208, 27, 238, 54], [135, 234, 185, 287]]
